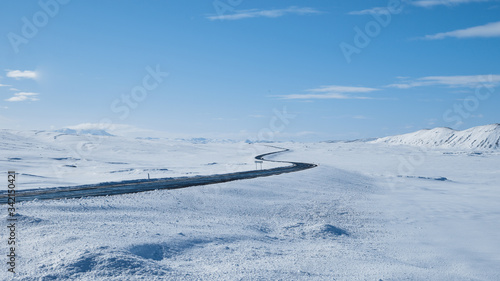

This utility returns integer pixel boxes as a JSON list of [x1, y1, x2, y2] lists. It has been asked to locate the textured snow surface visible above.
[[373, 123, 500, 150], [1, 138, 499, 280]]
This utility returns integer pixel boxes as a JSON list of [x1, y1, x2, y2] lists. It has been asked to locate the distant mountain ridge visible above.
[[373, 124, 500, 150]]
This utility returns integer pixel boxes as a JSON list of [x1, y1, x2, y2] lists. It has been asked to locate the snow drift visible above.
[[373, 124, 500, 150]]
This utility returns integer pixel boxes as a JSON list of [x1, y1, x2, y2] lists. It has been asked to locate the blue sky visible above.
[[0, 0, 499, 141]]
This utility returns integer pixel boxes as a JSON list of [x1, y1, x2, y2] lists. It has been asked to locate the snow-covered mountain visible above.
[[373, 124, 500, 150]]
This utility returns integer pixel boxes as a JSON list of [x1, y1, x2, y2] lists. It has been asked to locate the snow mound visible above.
[[128, 239, 207, 261], [283, 223, 350, 239], [3, 213, 44, 225], [47, 248, 170, 280], [313, 224, 349, 237], [373, 124, 500, 150]]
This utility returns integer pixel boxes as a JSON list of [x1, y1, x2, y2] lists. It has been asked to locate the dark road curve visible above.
[[0, 147, 317, 204]]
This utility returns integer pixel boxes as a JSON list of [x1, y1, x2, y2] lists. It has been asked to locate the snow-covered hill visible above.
[[372, 124, 500, 150]]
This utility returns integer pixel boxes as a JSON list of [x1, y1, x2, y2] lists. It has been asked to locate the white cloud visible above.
[[279, 93, 373, 100], [6, 70, 37, 80], [387, 74, 500, 88], [387, 83, 415, 89], [277, 85, 378, 100], [5, 92, 39, 102], [348, 7, 392, 15], [0, 83, 11, 87], [424, 21, 500, 39], [67, 123, 125, 131], [422, 75, 500, 86], [306, 85, 379, 93], [207, 6, 321, 21], [412, 0, 490, 7]]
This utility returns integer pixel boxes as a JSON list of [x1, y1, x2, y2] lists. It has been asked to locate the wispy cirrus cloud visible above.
[[6, 70, 37, 80], [207, 6, 321, 21], [423, 21, 500, 39], [308, 85, 379, 93], [279, 93, 374, 100], [412, 0, 490, 7], [348, 7, 392, 15], [387, 74, 500, 88], [277, 85, 379, 100], [5, 92, 39, 102]]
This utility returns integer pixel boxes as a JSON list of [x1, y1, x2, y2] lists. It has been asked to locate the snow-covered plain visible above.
[[1, 127, 500, 280], [0, 129, 286, 190]]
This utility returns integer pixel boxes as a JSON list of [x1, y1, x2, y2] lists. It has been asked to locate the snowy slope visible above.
[[373, 123, 500, 150]]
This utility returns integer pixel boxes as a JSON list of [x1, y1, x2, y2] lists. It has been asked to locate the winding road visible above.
[[0, 147, 316, 204]]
